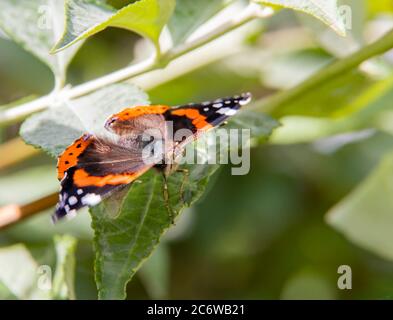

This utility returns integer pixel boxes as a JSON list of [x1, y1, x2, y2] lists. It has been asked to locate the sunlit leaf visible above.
[[253, 0, 346, 36], [52, 235, 77, 300], [368, 0, 393, 17], [327, 152, 393, 261], [0, 236, 78, 300], [0, 244, 49, 299], [52, 0, 175, 54], [0, 0, 83, 83]]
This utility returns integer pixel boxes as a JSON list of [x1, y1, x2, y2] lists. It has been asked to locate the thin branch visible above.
[[0, 192, 58, 230], [258, 28, 393, 115], [0, 3, 264, 125], [161, 2, 264, 62]]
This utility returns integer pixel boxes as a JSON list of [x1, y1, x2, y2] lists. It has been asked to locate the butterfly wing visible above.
[[54, 94, 252, 221], [54, 112, 170, 222], [54, 135, 154, 222], [163, 92, 252, 155], [164, 92, 251, 135]]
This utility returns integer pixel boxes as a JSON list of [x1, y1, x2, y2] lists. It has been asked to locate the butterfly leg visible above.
[[176, 168, 190, 204], [161, 172, 176, 225]]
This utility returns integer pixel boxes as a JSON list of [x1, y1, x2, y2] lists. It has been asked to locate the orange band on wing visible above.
[[110, 105, 169, 121], [57, 134, 93, 181], [170, 109, 213, 130], [73, 168, 148, 187]]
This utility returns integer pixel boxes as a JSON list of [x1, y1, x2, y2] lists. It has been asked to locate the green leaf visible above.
[[297, 0, 365, 58], [227, 110, 281, 143], [0, 237, 78, 300], [20, 83, 149, 157], [91, 111, 279, 300], [0, 244, 50, 299], [52, 235, 78, 300], [0, 281, 17, 300], [0, 238, 80, 300], [52, 0, 175, 55], [253, 0, 346, 36], [326, 152, 393, 261], [368, 0, 393, 17], [91, 163, 218, 299], [0, 0, 83, 83], [168, 0, 233, 46]]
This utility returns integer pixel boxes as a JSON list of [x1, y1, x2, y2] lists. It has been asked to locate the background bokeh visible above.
[[2, 0, 393, 299]]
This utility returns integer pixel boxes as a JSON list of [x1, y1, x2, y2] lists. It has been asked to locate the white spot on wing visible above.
[[216, 107, 237, 116], [240, 95, 251, 105], [65, 210, 77, 220], [81, 193, 102, 206], [213, 103, 223, 108], [77, 189, 83, 195], [68, 196, 78, 206]]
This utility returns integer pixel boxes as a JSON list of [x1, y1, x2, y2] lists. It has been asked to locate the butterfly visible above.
[[53, 93, 252, 222]]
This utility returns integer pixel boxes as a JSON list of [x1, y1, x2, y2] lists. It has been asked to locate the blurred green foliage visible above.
[[2, 0, 393, 300]]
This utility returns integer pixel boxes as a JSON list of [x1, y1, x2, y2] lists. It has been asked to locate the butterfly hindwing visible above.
[[54, 134, 157, 221]]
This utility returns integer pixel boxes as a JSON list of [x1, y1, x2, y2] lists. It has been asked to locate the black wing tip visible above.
[[52, 205, 78, 223], [219, 92, 252, 106], [52, 205, 65, 224], [51, 213, 59, 224], [238, 92, 252, 105]]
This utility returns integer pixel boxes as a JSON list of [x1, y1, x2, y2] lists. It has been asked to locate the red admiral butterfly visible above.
[[54, 93, 252, 221]]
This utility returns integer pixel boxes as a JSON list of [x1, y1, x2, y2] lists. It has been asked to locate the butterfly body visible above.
[[54, 93, 251, 222]]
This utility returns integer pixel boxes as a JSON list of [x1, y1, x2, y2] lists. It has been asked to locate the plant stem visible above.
[[0, 3, 263, 126], [258, 29, 393, 115], [162, 2, 263, 62], [0, 192, 58, 230]]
